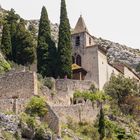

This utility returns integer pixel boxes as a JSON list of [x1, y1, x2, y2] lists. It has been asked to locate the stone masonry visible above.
[[0, 71, 38, 113]]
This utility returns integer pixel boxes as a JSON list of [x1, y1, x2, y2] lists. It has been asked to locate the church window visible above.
[[89, 37, 91, 45], [75, 36, 80, 46], [72, 56, 75, 63], [76, 55, 81, 66]]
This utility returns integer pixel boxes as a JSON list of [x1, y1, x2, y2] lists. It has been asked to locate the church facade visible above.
[[71, 16, 140, 90]]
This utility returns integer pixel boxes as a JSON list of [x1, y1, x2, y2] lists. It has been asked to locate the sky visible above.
[[1, 0, 140, 49]]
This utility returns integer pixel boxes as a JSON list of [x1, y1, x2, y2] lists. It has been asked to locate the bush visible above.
[[20, 113, 36, 129], [26, 96, 47, 117], [73, 90, 109, 103], [43, 77, 54, 89]]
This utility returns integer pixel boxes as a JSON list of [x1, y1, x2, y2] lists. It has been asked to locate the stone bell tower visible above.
[[71, 15, 95, 66], [71, 16, 99, 88]]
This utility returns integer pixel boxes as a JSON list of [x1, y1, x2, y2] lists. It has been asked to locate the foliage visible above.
[[104, 74, 140, 115], [25, 96, 47, 117], [1, 131, 17, 140], [3, 9, 35, 66], [37, 6, 57, 78], [20, 112, 36, 129], [104, 74, 138, 104], [5, 9, 19, 61], [33, 125, 48, 140], [104, 119, 136, 140], [0, 58, 11, 73], [57, 0, 72, 78], [14, 19, 35, 66], [62, 117, 100, 140], [43, 77, 54, 89], [98, 107, 105, 140], [0, 23, 12, 59], [74, 90, 109, 103]]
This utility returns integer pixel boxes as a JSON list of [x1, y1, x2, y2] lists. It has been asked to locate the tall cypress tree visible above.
[[0, 23, 12, 59], [5, 8, 20, 61], [37, 6, 56, 77], [98, 107, 105, 140], [15, 19, 35, 66], [57, 0, 72, 78]]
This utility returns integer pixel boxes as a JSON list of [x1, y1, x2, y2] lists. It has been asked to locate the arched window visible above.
[[72, 56, 75, 64], [89, 37, 91, 45], [76, 55, 81, 66], [75, 36, 80, 46]]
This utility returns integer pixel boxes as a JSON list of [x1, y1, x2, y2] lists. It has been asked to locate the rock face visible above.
[[0, 113, 19, 133], [95, 38, 140, 67]]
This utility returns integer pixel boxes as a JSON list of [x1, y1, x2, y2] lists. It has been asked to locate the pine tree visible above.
[[57, 0, 72, 78], [15, 19, 35, 66], [0, 23, 12, 59], [37, 6, 57, 77], [98, 107, 105, 140]]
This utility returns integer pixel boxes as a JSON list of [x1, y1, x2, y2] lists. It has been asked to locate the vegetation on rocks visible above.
[[25, 96, 47, 117]]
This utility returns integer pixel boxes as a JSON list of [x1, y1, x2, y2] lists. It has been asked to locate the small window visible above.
[[75, 36, 80, 46], [89, 37, 91, 45], [76, 55, 81, 66]]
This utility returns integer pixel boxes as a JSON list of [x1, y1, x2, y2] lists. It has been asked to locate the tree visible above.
[[98, 107, 105, 140], [37, 6, 57, 77], [104, 75, 139, 104], [14, 19, 35, 66], [5, 8, 20, 61], [0, 23, 12, 59], [57, 0, 72, 78]]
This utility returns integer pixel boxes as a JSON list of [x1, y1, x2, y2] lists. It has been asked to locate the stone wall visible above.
[[42, 79, 93, 105], [44, 104, 60, 135], [0, 71, 38, 112], [51, 101, 100, 124]]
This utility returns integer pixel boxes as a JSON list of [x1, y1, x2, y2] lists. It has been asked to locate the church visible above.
[[71, 16, 140, 90]]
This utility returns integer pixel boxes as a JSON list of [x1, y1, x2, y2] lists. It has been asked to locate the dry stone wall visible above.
[[44, 104, 60, 135], [0, 71, 38, 112], [42, 79, 93, 105], [52, 101, 100, 123]]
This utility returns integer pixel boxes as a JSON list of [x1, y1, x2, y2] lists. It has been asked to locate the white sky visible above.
[[1, 0, 140, 49]]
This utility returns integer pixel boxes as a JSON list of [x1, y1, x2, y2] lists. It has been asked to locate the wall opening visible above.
[[75, 36, 80, 46], [76, 55, 81, 66]]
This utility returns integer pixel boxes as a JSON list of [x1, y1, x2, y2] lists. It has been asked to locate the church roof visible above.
[[72, 15, 88, 34]]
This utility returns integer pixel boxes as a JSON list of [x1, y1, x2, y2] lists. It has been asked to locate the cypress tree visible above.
[[5, 8, 20, 61], [15, 19, 35, 66], [98, 107, 105, 140], [0, 23, 12, 59], [37, 6, 56, 77], [57, 0, 72, 78]]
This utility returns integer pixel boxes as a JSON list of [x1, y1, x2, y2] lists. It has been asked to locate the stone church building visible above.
[[71, 16, 140, 90]]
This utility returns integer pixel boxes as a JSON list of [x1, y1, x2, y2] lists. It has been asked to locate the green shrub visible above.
[[20, 112, 36, 129], [25, 96, 47, 117], [43, 77, 54, 89], [74, 90, 109, 103]]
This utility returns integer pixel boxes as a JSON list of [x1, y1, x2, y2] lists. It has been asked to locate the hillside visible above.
[[1, 6, 140, 69], [26, 19, 140, 69]]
